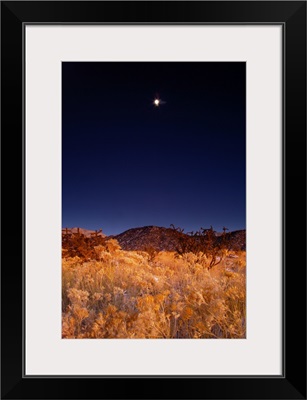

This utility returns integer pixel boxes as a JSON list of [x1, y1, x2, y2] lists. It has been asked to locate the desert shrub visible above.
[[62, 248, 246, 339], [171, 225, 228, 269]]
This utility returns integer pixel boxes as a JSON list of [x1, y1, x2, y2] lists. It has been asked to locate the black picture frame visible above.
[[1, 1, 306, 399]]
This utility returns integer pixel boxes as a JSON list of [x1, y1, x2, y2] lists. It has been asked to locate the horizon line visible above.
[[62, 224, 247, 236]]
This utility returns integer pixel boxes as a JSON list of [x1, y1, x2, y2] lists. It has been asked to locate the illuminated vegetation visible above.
[[62, 238, 246, 339]]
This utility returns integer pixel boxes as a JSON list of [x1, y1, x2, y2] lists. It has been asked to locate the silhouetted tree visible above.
[[173, 225, 227, 269]]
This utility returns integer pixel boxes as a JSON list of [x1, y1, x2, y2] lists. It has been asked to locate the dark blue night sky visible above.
[[62, 62, 245, 236]]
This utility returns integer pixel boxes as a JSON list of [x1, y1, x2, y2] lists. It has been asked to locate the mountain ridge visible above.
[[112, 225, 246, 252], [62, 225, 246, 253]]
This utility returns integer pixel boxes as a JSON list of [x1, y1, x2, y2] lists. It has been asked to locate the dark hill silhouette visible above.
[[62, 225, 246, 259], [113, 226, 246, 252]]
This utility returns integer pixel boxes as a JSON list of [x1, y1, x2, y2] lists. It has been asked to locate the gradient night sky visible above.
[[62, 62, 245, 236]]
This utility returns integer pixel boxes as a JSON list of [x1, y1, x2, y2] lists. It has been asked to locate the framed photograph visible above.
[[1, 1, 306, 399]]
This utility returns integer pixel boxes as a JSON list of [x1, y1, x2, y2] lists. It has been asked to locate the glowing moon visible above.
[[154, 99, 160, 106]]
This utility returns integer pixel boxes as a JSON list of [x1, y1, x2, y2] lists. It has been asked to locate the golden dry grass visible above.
[[62, 241, 246, 339]]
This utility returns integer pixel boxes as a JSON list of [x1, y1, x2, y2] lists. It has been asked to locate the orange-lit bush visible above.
[[62, 241, 246, 339]]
